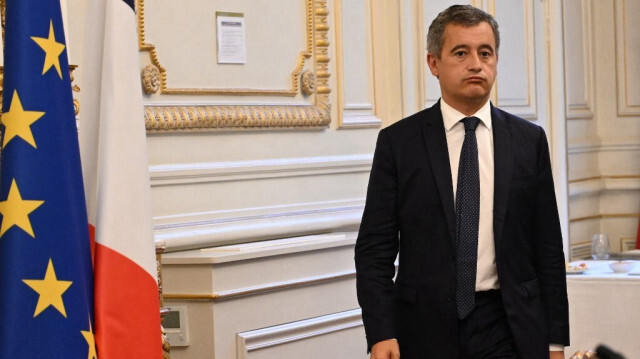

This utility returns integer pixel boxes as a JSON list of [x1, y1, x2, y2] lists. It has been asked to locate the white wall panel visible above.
[[400, 0, 425, 116], [237, 311, 366, 359], [567, 0, 640, 248], [494, 0, 537, 120], [335, 0, 381, 127], [615, 0, 640, 116], [563, 0, 595, 119], [163, 233, 364, 359]]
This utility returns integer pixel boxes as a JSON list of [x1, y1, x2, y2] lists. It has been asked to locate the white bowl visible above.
[[609, 261, 636, 273]]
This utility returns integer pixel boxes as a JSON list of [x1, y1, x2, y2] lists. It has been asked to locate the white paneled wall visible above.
[[564, 0, 595, 119], [494, 0, 538, 120], [566, 0, 640, 255], [335, 0, 381, 127]]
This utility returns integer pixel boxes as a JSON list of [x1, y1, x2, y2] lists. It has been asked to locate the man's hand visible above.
[[549, 351, 565, 359], [371, 339, 400, 359]]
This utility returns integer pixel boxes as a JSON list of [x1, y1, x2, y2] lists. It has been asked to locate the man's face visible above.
[[427, 22, 498, 112]]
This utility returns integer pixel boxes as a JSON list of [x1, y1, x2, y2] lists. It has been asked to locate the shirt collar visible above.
[[441, 98, 492, 132]]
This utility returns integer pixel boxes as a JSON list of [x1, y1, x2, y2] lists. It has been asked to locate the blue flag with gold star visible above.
[[0, 1, 96, 358]]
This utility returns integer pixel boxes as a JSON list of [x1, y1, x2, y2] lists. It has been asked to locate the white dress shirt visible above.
[[441, 98, 498, 292]]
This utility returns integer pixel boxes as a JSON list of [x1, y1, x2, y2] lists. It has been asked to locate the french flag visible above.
[[80, 0, 162, 357]]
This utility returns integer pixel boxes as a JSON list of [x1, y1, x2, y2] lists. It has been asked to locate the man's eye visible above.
[[481, 51, 492, 57], [454, 51, 466, 57]]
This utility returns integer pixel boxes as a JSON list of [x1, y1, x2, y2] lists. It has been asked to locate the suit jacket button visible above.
[[446, 296, 453, 302]]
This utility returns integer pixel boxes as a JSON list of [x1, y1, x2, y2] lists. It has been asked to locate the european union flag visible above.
[[0, 1, 96, 358]]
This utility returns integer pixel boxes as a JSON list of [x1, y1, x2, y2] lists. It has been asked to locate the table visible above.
[[565, 260, 640, 358]]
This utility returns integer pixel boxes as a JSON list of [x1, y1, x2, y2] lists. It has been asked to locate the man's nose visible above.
[[467, 54, 481, 71]]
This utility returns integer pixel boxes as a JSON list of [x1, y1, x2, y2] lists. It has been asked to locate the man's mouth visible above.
[[465, 76, 485, 82]]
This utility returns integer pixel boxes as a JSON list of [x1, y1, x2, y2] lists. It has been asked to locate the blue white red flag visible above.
[[80, 0, 162, 357]]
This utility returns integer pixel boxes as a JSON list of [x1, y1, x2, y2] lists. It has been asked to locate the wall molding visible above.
[[150, 154, 373, 186], [568, 142, 640, 154], [334, 0, 382, 129], [236, 310, 363, 359], [154, 198, 365, 251], [570, 213, 640, 223], [137, 0, 332, 129], [569, 176, 640, 197], [614, 0, 640, 116], [340, 113, 383, 128], [564, 0, 595, 119], [340, 104, 382, 128], [494, 0, 538, 121], [164, 268, 356, 301]]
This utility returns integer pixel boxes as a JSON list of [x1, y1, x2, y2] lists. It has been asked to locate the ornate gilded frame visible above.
[[137, 0, 331, 131]]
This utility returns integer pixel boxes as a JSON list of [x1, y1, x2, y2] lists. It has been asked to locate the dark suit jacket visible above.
[[355, 101, 569, 358]]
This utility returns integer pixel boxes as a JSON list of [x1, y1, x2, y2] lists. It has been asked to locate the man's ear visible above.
[[427, 52, 439, 79]]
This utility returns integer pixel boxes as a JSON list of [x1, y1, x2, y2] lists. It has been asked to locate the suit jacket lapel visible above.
[[491, 105, 513, 248], [421, 101, 457, 245]]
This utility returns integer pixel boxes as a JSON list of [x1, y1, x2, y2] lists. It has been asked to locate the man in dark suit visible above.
[[355, 5, 569, 359]]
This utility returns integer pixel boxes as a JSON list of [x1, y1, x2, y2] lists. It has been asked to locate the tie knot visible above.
[[462, 116, 480, 133]]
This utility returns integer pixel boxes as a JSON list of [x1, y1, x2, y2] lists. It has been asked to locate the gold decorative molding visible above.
[[142, 64, 161, 94], [300, 70, 316, 96], [69, 65, 80, 116], [136, 0, 331, 130], [145, 104, 330, 131]]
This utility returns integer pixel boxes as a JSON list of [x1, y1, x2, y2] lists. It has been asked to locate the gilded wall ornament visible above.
[[70, 65, 80, 116], [300, 70, 316, 96], [142, 64, 161, 94], [137, 0, 332, 130]]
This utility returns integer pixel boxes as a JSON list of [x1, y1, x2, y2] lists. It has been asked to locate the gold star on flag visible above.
[[31, 19, 66, 78], [22, 259, 72, 317], [81, 319, 97, 359], [1, 90, 45, 148], [0, 179, 45, 237]]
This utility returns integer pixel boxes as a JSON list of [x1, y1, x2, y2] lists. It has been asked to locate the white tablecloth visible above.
[[565, 260, 640, 358]]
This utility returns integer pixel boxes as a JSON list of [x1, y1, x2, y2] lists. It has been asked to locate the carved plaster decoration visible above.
[[136, 0, 331, 130], [300, 70, 316, 96], [142, 64, 161, 94], [69, 65, 80, 116], [145, 104, 329, 130]]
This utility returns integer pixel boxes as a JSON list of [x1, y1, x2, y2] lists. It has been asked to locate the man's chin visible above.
[[462, 92, 491, 103]]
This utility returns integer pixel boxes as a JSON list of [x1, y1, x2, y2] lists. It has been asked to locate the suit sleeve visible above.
[[532, 128, 570, 346], [354, 129, 400, 351]]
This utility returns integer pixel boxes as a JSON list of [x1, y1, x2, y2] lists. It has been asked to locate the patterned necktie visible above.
[[455, 116, 480, 320]]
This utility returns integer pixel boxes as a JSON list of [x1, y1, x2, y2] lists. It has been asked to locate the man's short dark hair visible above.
[[427, 5, 500, 58]]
